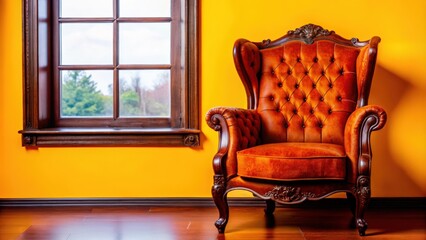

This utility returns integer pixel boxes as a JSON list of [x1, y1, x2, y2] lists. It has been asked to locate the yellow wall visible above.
[[1, 0, 425, 198]]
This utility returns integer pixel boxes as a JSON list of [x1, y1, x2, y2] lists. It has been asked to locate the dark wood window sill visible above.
[[19, 128, 200, 147]]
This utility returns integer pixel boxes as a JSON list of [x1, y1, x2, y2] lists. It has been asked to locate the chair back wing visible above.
[[233, 24, 380, 145]]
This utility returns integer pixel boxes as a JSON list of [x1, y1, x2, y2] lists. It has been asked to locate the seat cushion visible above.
[[237, 142, 346, 181]]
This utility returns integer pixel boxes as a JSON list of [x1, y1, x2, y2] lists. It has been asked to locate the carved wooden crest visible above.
[[288, 24, 334, 44]]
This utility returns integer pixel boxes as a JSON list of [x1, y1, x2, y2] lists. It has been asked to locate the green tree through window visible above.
[[61, 71, 108, 117], [119, 73, 170, 117], [61, 70, 170, 117]]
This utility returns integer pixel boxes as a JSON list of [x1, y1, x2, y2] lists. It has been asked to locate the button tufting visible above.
[[320, 97, 324, 101], [270, 96, 274, 101], [329, 83, 333, 88], [278, 82, 283, 87], [297, 57, 301, 62], [337, 96, 342, 101], [321, 70, 325, 75], [286, 97, 290, 101], [313, 57, 318, 62], [301, 124, 306, 128], [328, 109, 332, 114], [319, 123, 323, 128], [293, 109, 298, 114], [295, 83, 299, 89], [310, 109, 314, 114], [340, 68, 344, 75], [312, 83, 316, 88], [281, 57, 285, 63], [330, 57, 335, 63], [287, 70, 292, 75], [303, 97, 307, 102], [304, 70, 309, 75]]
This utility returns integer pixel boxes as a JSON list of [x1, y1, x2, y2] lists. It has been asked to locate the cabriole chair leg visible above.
[[212, 184, 229, 233], [355, 176, 371, 236]]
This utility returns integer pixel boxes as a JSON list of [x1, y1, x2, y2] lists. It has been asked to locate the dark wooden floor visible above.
[[0, 205, 424, 240]]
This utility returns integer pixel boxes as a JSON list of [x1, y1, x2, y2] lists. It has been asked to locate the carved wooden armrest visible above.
[[344, 105, 387, 182], [206, 107, 261, 177]]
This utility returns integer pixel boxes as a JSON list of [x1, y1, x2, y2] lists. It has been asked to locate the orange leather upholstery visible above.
[[257, 41, 359, 145], [206, 24, 386, 236], [206, 107, 261, 177], [238, 142, 346, 180]]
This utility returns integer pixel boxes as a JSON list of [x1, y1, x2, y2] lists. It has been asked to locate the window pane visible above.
[[119, 70, 170, 117], [61, 23, 113, 65], [61, 70, 113, 117], [120, 0, 170, 17], [60, 0, 113, 18], [119, 23, 170, 64]]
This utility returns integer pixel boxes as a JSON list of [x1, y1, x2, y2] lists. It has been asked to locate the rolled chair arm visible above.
[[344, 105, 387, 183], [206, 107, 262, 177]]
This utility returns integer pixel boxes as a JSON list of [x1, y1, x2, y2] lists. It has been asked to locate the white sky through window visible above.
[[60, 0, 170, 18], [59, 0, 171, 95], [61, 0, 113, 18]]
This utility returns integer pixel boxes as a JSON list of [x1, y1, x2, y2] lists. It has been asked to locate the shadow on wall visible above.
[[369, 64, 426, 196]]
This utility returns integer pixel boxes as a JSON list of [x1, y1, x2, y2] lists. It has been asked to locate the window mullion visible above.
[[116, 17, 172, 23], [53, 0, 61, 126], [113, 0, 119, 120], [58, 18, 115, 23]]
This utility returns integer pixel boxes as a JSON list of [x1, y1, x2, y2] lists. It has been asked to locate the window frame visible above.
[[20, 0, 200, 147]]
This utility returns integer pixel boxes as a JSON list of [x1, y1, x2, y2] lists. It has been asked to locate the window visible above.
[[20, 0, 200, 147]]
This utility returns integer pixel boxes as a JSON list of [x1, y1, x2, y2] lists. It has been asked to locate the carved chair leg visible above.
[[264, 199, 276, 216], [354, 176, 371, 236], [212, 179, 229, 233]]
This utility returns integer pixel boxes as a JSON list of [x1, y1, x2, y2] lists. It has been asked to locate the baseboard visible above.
[[2, 198, 216, 207], [0, 198, 217, 207], [0, 197, 424, 208]]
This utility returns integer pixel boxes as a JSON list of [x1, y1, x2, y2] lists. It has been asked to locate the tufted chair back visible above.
[[234, 24, 379, 145]]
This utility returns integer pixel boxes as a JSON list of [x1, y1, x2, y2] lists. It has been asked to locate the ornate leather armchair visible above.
[[206, 24, 386, 236]]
